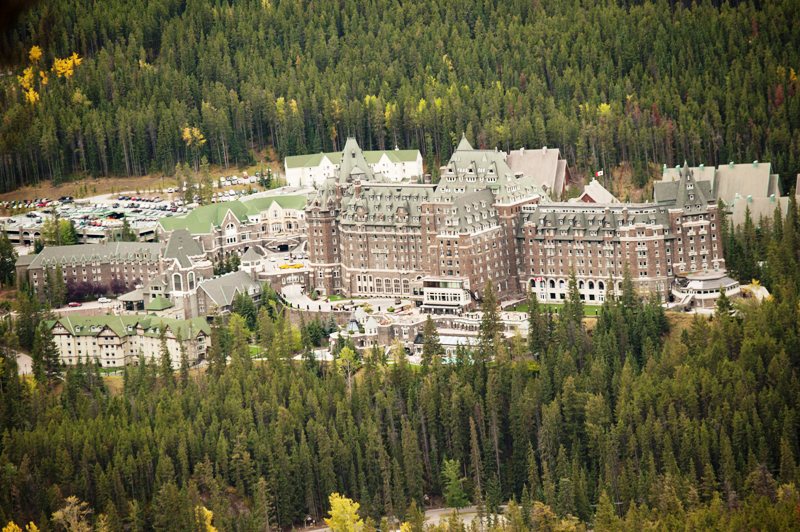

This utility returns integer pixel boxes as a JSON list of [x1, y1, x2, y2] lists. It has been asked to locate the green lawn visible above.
[[327, 294, 348, 302], [510, 302, 602, 316], [249, 345, 262, 357]]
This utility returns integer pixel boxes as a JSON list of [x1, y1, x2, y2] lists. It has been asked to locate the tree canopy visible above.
[[0, 0, 798, 190]]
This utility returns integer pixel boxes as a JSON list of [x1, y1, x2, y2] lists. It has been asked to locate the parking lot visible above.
[[0, 172, 277, 247]]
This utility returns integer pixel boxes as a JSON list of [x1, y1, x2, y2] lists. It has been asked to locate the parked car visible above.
[[68, 302, 82, 308], [97, 297, 111, 303]]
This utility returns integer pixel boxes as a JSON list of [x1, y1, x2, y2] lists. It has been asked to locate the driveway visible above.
[[280, 284, 411, 314]]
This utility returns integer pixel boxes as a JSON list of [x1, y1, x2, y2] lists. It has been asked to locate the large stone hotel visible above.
[[306, 137, 725, 311]]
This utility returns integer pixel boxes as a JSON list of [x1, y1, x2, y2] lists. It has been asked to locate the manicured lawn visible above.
[[249, 345, 261, 357], [510, 302, 602, 316], [327, 294, 349, 301]]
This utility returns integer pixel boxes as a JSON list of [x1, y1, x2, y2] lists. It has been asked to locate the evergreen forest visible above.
[[1, 0, 800, 189], [1, 188, 800, 529]]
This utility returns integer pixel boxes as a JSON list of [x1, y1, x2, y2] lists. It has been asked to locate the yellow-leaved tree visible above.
[[194, 506, 217, 532], [28, 45, 42, 62], [324, 493, 364, 532], [17, 46, 82, 105], [53, 52, 82, 79]]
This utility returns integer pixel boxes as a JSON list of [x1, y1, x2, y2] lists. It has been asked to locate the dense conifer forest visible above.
[[1, 196, 799, 529], [1, 0, 800, 189]]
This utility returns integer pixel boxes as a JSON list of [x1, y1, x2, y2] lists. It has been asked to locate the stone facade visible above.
[[308, 137, 725, 306], [17, 242, 162, 298], [157, 195, 308, 260], [49, 315, 210, 368]]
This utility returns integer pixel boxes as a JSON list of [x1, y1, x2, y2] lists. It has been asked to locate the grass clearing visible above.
[[0, 149, 283, 203]]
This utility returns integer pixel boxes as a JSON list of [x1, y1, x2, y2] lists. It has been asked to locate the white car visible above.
[[97, 297, 111, 303]]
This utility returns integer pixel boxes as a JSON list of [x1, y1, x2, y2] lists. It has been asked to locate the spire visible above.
[[456, 133, 473, 152]]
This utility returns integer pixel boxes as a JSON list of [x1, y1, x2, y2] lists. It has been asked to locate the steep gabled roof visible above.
[[240, 247, 263, 262], [197, 270, 261, 307], [48, 314, 211, 338], [455, 133, 474, 151], [27, 242, 161, 269], [163, 229, 204, 268], [337, 137, 376, 182], [242, 195, 308, 214]]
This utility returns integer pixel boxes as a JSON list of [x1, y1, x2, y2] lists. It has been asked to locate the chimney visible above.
[[354, 181, 362, 198]]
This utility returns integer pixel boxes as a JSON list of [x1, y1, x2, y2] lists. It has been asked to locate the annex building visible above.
[[285, 147, 423, 188], [157, 194, 308, 258], [306, 137, 725, 310], [48, 315, 210, 368]]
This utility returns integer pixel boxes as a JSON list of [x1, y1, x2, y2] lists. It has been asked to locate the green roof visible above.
[[284, 153, 329, 169], [50, 314, 210, 339], [145, 295, 174, 311], [285, 149, 418, 169], [243, 195, 307, 213], [159, 195, 308, 234]]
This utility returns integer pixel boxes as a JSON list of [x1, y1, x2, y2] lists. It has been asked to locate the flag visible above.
[[595, 170, 604, 177]]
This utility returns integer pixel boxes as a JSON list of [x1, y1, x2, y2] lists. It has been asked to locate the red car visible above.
[[68, 302, 82, 307]]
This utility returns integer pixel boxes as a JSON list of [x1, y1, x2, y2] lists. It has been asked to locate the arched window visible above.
[[588, 281, 595, 290], [385, 278, 392, 293], [598, 281, 605, 291], [188, 272, 195, 290], [375, 278, 383, 292], [531, 279, 537, 288], [173, 273, 183, 291], [402, 279, 410, 294], [578, 280, 585, 289], [559, 279, 565, 290], [225, 223, 237, 244], [393, 279, 401, 293]]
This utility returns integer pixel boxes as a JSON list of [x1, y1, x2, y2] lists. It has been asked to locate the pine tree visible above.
[[31, 322, 61, 386], [207, 317, 228, 377], [527, 289, 546, 357], [0, 232, 17, 287], [179, 336, 189, 387], [16, 286, 40, 351], [442, 459, 469, 509], [401, 417, 424, 505], [421, 315, 442, 367], [478, 280, 500, 361], [158, 328, 174, 387]]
